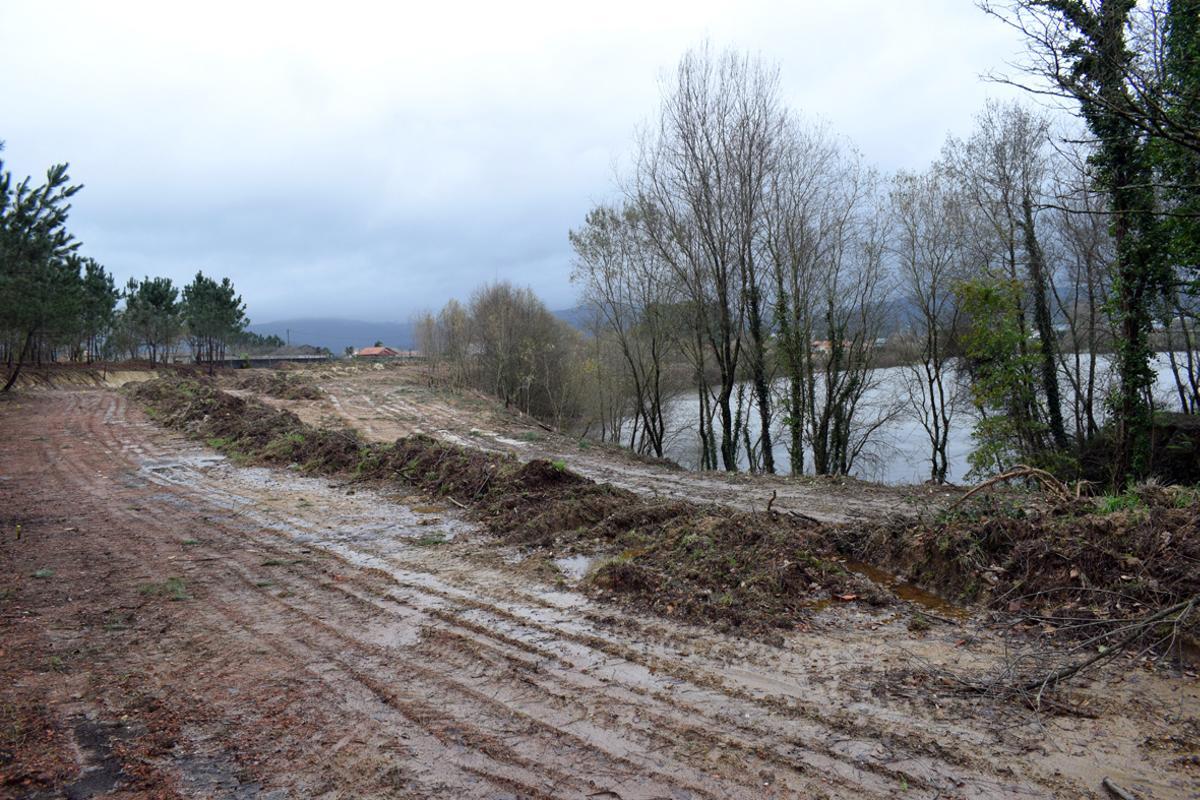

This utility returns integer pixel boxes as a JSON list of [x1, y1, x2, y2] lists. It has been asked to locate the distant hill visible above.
[[246, 318, 414, 354], [246, 308, 593, 355], [553, 305, 594, 331]]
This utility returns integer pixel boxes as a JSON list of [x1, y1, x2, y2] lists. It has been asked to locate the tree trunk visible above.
[[1, 329, 36, 394], [1021, 193, 1069, 450]]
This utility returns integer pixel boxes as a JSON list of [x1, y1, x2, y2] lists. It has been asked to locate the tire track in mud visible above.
[[49, 392, 814, 798], [34, 390, 1073, 798], [45, 394, 573, 798], [67, 393, 882, 798], [96, 393, 1060, 800], [115, 465, 966, 798]]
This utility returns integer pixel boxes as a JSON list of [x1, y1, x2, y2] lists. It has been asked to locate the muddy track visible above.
[[285, 367, 946, 523], [3, 389, 1197, 799]]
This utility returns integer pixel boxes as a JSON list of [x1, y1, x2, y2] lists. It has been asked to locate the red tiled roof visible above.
[[356, 346, 400, 357]]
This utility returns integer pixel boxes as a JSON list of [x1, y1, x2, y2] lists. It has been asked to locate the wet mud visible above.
[[1, 388, 1197, 798]]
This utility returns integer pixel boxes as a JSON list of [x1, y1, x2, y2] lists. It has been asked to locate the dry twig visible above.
[[1102, 776, 1137, 800], [950, 464, 1074, 509]]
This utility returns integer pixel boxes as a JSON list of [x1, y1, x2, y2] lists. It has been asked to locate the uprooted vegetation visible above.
[[835, 487, 1200, 694], [231, 370, 324, 400], [131, 375, 877, 630], [841, 489, 1200, 620]]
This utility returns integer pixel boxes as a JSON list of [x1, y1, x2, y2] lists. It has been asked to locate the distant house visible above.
[[354, 346, 402, 358], [352, 346, 424, 360], [810, 339, 854, 355]]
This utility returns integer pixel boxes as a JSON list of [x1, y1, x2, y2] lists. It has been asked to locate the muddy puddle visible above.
[[841, 559, 968, 618], [137, 455, 472, 554], [553, 553, 596, 581]]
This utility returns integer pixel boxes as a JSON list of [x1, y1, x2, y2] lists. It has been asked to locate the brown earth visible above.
[[1, 381, 1198, 798], [246, 362, 948, 523]]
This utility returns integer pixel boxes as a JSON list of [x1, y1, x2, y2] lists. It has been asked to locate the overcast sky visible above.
[[1, 1, 1028, 324]]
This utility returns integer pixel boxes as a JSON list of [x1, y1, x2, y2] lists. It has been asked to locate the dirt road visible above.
[[2, 388, 1197, 798], [272, 364, 947, 523]]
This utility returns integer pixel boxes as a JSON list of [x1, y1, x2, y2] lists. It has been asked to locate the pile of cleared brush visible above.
[[841, 490, 1200, 619], [130, 376, 878, 630], [233, 370, 323, 400]]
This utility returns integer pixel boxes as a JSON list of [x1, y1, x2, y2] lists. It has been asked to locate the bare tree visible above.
[[945, 101, 1067, 457], [803, 175, 896, 477], [764, 119, 842, 474], [981, 0, 1200, 157], [890, 165, 966, 483], [570, 204, 680, 458], [413, 310, 441, 385], [1047, 138, 1116, 440], [467, 281, 581, 425], [631, 44, 785, 472], [437, 299, 471, 388]]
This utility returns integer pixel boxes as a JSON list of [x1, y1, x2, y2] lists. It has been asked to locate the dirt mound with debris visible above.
[[130, 376, 889, 631], [134, 376, 365, 472], [376, 434, 508, 500], [233, 370, 324, 400], [841, 491, 1200, 627], [4, 362, 199, 391], [589, 510, 888, 631]]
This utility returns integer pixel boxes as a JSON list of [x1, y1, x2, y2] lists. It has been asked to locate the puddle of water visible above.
[[63, 717, 138, 800], [841, 560, 968, 619], [493, 436, 528, 447], [553, 554, 596, 582]]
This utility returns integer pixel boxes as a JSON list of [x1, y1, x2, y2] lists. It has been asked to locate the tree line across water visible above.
[[0, 145, 287, 390], [418, 2, 1198, 489]]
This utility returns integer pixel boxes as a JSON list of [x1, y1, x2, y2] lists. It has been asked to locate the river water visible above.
[[638, 354, 1194, 485]]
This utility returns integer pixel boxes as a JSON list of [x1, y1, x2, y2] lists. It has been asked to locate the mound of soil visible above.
[[588, 510, 888, 630], [841, 494, 1200, 627], [133, 377, 364, 472], [376, 435, 508, 500], [233, 371, 323, 400]]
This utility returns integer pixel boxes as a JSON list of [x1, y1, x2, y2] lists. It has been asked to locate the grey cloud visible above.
[[1, 0, 1028, 326]]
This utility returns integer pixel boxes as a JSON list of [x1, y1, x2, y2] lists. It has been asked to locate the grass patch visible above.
[[103, 614, 131, 632], [139, 577, 188, 601], [1098, 489, 1144, 515], [31, 568, 54, 579], [414, 531, 449, 546]]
